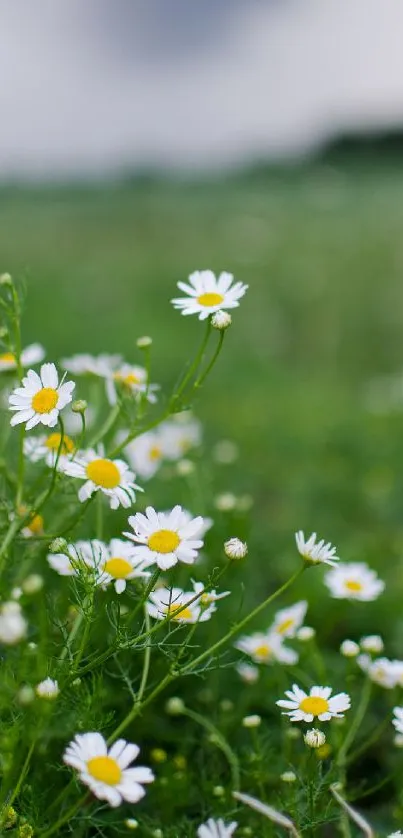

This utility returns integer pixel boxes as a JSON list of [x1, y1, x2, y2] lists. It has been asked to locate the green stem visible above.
[[337, 677, 372, 768], [38, 793, 88, 838], [89, 403, 120, 448], [182, 706, 240, 790], [136, 606, 151, 704], [193, 331, 225, 389], [169, 319, 212, 408], [0, 741, 35, 821]]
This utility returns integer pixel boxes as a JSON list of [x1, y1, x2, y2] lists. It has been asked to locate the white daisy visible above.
[[8, 363, 75, 430], [360, 635, 384, 654], [63, 732, 154, 808], [0, 343, 45, 372], [270, 601, 308, 639], [324, 562, 385, 601], [159, 414, 202, 459], [62, 446, 142, 509], [295, 531, 339, 567], [235, 631, 298, 665], [392, 707, 403, 735], [124, 505, 204, 570], [47, 539, 99, 578], [119, 430, 164, 480], [105, 363, 159, 407], [171, 269, 248, 320], [61, 353, 122, 377], [147, 585, 214, 624], [277, 684, 351, 723], [191, 581, 231, 608], [362, 657, 402, 689], [89, 538, 153, 594], [24, 430, 76, 467], [197, 818, 238, 838]]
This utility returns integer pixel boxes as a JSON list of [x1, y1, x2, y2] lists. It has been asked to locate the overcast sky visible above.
[[1, 0, 403, 177]]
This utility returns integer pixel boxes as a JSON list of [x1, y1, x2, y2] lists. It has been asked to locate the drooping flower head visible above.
[[295, 531, 339, 567], [63, 733, 154, 808], [171, 270, 248, 320], [9, 363, 75, 430]]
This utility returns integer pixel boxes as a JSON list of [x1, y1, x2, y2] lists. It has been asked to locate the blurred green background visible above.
[[2, 159, 403, 638]]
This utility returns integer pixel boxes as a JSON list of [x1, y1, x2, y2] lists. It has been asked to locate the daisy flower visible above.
[[361, 657, 403, 689], [392, 707, 403, 735], [8, 363, 75, 430], [105, 363, 159, 407], [119, 430, 164, 480], [89, 538, 153, 594], [159, 414, 202, 459], [62, 446, 142, 509], [0, 343, 45, 372], [197, 818, 238, 838], [191, 581, 230, 608], [295, 531, 339, 567], [24, 431, 76, 467], [171, 269, 248, 320], [235, 631, 298, 665], [63, 732, 154, 808], [61, 353, 122, 377], [277, 684, 351, 723], [270, 601, 308, 639], [324, 562, 385, 601], [147, 585, 214, 623], [124, 505, 204, 570]]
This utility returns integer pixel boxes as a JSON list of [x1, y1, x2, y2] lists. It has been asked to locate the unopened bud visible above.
[[136, 336, 152, 349], [72, 399, 87, 414], [340, 640, 360, 658], [242, 714, 261, 728], [49, 537, 68, 553], [165, 696, 185, 716], [0, 273, 12, 286], [22, 574, 44, 595], [211, 310, 232, 330], [304, 729, 326, 749], [176, 459, 195, 476], [224, 537, 248, 560], [281, 771, 297, 783]]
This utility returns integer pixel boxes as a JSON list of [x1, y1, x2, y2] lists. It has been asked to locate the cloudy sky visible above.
[[1, 0, 403, 177]]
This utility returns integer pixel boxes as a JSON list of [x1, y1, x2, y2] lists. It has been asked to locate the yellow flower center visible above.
[[0, 352, 16, 363], [32, 387, 58, 414], [197, 292, 224, 307], [254, 644, 272, 660], [201, 593, 211, 605], [114, 372, 141, 387], [148, 529, 180, 554], [86, 458, 120, 489], [166, 603, 193, 621], [86, 755, 121, 785], [299, 696, 329, 716], [149, 445, 162, 461], [45, 432, 75, 454], [345, 579, 363, 593], [276, 618, 295, 635], [27, 513, 44, 534], [104, 557, 132, 579]]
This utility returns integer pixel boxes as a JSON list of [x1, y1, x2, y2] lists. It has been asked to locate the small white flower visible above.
[[304, 729, 326, 748], [8, 363, 75, 430], [0, 343, 45, 372], [270, 601, 308, 639], [360, 634, 384, 654], [172, 269, 248, 321], [63, 446, 142, 510], [0, 602, 27, 644], [119, 430, 164, 480], [277, 684, 351, 722], [324, 562, 385, 601], [105, 363, 159, 407], [242, 714, 261, 728], [147, 585, 214, 624], [235, 632, 298, 665], [124, 505, 204, 570], [236, 662, 260, 683], [340, 640, 360, 658], [89, 538, 153, 594], [295, 530, 339, 566], [363, 658, 402, 689], [159, 414, 202, 459], [224, 537, 248, 560], [392, 706, 403, 736], [197, 818, 238, 838], [63, 732, 154, 807], [36, 678, 59, 699], [61, 353, 121, 377], [24, 430, 76, 467], [211, 310, 232, 330]]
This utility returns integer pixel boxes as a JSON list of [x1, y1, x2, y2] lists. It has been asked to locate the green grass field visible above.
[[3, 160, 403, 832]]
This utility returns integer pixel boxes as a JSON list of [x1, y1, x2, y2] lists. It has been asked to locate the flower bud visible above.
[[213, 785, 225, 797], [296, 626, 315, 641], [176, 459, 195, 476], [0, 273, 12, 286], [340, 640, 360, 658], [35, 678, 59, 699], [224, 537, 248, 560], [22, 574, 44, 595], [125, 820, 139, 830], [49, 537, 68, 553], [242, 714, 261, 728], [360, 634, 384, 654], [136, 336, 152, 349], [281, 771, 297, 783], [17, 685, 35, 706], [165, 696, 185, 716], [150, 748, 167, 763], [304, 729, 326, 749], [72, 399, 87, 414], [211, 310, 232, 330]]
